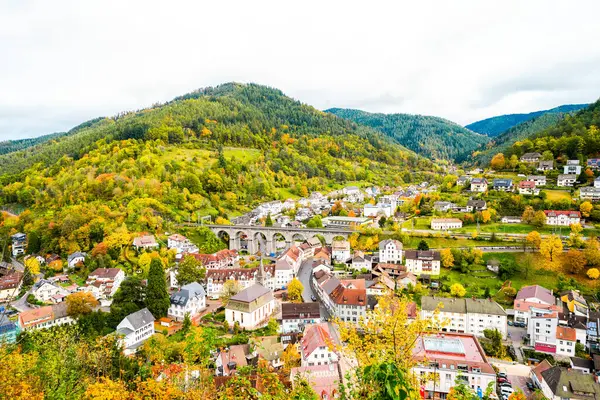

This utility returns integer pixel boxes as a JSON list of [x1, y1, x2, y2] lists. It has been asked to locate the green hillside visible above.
[[504, 99, 600, 160], [0, 83, 438, 254], [327, 108, 489, 161], [0, 132, 70, 155], [466, 103, 588, 137]]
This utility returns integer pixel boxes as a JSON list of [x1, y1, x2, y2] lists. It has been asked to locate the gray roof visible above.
[[67, 252, 87, 264], [421, 296, 506, 316], [51, 302, 69, 319], [229, 284, 272, 303], [124, 308, 155, 330], [321, 276, 341, 296], [467, 199, 486, 207], [541, 366, 599, 398], [379, 239, 402, 250], [171, 282, 206, 306], [493, 179, 512, 187]]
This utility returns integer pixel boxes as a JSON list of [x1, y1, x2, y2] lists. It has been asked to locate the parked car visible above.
[[500, 387, 514, 396], [311, 295, 317, 302], [507, 321, 514, 326], [526, 382, 534, 390], [497, 372, 508, 379], [499, 382, 512, 387], [497, 378, 511, 384]]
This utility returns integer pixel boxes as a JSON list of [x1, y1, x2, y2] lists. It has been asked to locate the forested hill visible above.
[[0, 83, 439, 254], [472, 111, 574, 165], [327, 108, 489, 161], [502, 99, 600, 160], [466, 104, 589, 137], [0, 132, 68, 155]]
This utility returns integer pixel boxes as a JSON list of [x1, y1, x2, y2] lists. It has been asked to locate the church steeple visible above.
[[257, 256, 266, 286]]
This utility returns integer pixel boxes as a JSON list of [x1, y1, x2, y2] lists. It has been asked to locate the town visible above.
[[1, 150, 600, 400]]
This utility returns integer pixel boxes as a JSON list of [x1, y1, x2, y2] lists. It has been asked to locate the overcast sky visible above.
[[1, 0, 600, 140]]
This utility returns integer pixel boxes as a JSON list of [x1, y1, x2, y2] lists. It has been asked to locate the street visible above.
[[297, 257, 331, 320], [492, 361, 534, 398]]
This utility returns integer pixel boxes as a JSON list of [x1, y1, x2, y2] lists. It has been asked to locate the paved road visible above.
[[508, 325, 528, 363], [297, 258, 317, 303], [10, 289, 33, 312]]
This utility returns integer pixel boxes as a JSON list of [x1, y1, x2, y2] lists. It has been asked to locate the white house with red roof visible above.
[[544, 210, 581, 226], [412, 333, 496, 398], [313, 272, 367, 324], [300, 323, 339, 367], [83, 268, 125, 302], [132, 234, 159, 250], [518, 180, 540, 196], [555, 326, 577, 356], [204, 264, 276, 295], [189, 249, 239, 270], [167, 233, 199, 254]]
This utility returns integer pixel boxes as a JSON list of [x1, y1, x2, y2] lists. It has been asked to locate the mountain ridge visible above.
[[326, 107, 489, 161]]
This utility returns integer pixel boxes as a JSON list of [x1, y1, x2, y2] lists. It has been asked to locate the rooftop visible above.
[[229, 284, 272, 303]]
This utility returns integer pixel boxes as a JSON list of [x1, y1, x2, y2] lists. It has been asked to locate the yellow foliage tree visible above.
[[526, 231, 542, 250], [587, 268, 600, 279], [481, 209, 491, 223], [580, 201, 593, 218], [440, 249, 454, 268], [215, 216, 230, 225], [66, 292, 99, 317], [24, 257, 41, 275], [287, 278, 304, 303], [490, 153, 506, 170], [49, 259, 64, 272], [540, 235, 563, 262], [450, 283, 466, 297]]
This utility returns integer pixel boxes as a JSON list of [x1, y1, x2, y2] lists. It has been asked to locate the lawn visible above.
[[223, 147, 261, 163], [276, 187, 299, 200], [159, 147, 211, 163], [402, 217, 431, 230], [405, 237, 514, 249], [543, 189, 572, 202]]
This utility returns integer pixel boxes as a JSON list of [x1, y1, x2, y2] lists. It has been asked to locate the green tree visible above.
[[417, 240, 429, 251], [532, 210, 547, 228], [176, 255, 206, 286], [27, 231, 41, 254], [146, 258, 170, 318], [265, 213, 273, 227], [483, 329, 506, 359], [182, 312, 191, 333]]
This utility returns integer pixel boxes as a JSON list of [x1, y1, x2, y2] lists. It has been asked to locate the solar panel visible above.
[[423, 337, 465, 355]]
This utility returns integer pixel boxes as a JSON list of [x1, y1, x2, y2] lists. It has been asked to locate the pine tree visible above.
[[146, 258, 170, 318], [265, 213, 273, 227], [182, 313, 191, 332]]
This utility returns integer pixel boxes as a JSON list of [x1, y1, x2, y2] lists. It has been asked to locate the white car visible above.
[[500, 386, 513, 396]]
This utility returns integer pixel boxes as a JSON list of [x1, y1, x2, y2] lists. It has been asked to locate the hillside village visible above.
[[2, 161, 600, 399]]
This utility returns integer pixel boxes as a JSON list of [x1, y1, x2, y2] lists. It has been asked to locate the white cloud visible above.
[[1, 0, 599, 140]]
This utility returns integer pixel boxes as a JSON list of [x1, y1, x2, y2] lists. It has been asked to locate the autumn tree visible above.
[[66, 292, 99, 317], [176, 255, 206, 286], [490, 153, 506, 170], [220, 280, 241, 306], [146, 258, 170, 318], [450, 283, 466, 297], [531, 210, 547, 228], [24, 256, 41, 275], [281, 343, 301, 375], [580, 201, 593, 218], [509, 390, 527, 400], [521, 253, 534, 280], [568, 223, 584, 248], [481, 209, 492, 223], [540, 235, 563, 262], [526, 231, 541, 250], [587, 268, 600, 279], [562, 250, 586, 274], [440, 249, 455, 268], [521, 206, 535, 224], [287, 277, 304, 302]]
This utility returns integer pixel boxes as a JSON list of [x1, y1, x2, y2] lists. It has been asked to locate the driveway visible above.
[[492, 361, 533, 397], [508, 324, 528, 363], [10, 290, 33, 312]]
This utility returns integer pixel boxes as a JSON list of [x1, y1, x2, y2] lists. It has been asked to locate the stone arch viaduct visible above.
[[206, 224, 352, 254]]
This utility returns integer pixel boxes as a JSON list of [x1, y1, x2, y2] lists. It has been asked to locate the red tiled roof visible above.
[[0, 271, 22, 290], [556, 326, 576, 342], [544, 210, 581, 218], [519, 181, 536, 188], [329, 279, 366, 306], [532, 359, 552, 382], [301, 323, 334, 359], [89, 268, 122, 280]]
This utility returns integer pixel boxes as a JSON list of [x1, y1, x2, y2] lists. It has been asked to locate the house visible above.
[[431, 218, 463, 230], [321, 216, 371, 228], [331, 240, 351, 263], [0, 314, 19, 344], [168, 282, 206, 322], [412, 333, 496, 398], [518, 180, 540, 195], [363, 202, 394, 218], [378, 239, 403, 263], [32, 279, 71, 304], [85, 268, 125, 300], [587, 158, 600, 170], [530, 359, 553, 389], [538, 160, 554, 171], [595, 176, 600, 188], [516, 284, 555, 305], [544, 210, 581, 226], [365, 277, 394, 296], [521, 152, 542, 163], [555, 326, 577, 356], [342, 186, 364, 203], [225, 284, 275, 330], [579, 186, 600, 201], [433, 201, 456, 212], [204, 265, 275, 296], [11, 232, 26, 257], [116, 308, 155, 356], [251, 335, 284, 369], [465, 199, 486, 212], [215, 344, 254, 376], [420, 296, 508, 338], [514, 297, 560, 326], [557, 174, 577, 187], [290, 364, 340, 400], [0, 271, 22, 301], [313, 246, 331, 265], [457, 176, 472, 186], [300, 323, 339, 367], [67, 252, 87, 269], [564, 160, 582, 175], [540, 366, 599, 399], [189, 249, 239, 270], [281, 302, 322, 333], [486, 259, 499, 274], [404, 250, 441, 276], [528, 175, 547, 186], [501, 216, 522, 224], [560, 290, 588, 318], [350, 251, 372, 271], [132, 234, 159, 250], [374, 263, 407, 279], [470, 178, 488, 192], [313, 272, 367, 324], [18, 303, 73, 331], [569, 357, 595, 374], [167, 234, 198, 254], [493, 178, 513, 192]]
